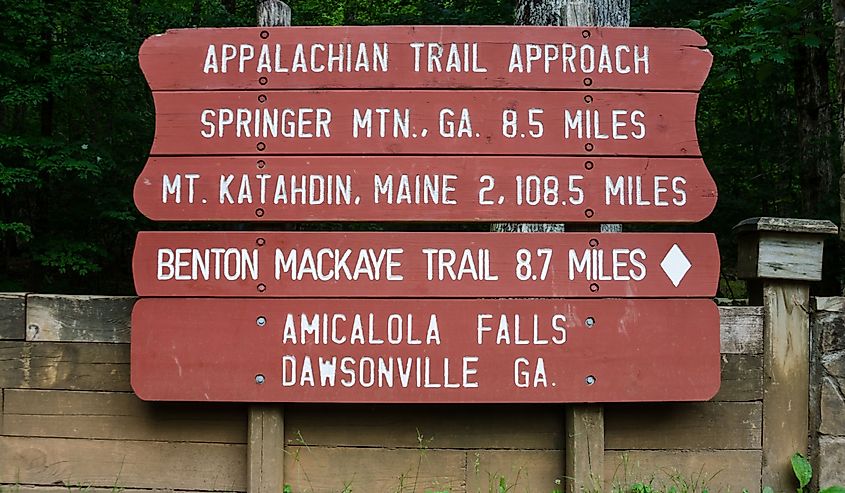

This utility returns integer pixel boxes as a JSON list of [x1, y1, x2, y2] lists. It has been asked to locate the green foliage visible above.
[[792, 453, 812, 493]]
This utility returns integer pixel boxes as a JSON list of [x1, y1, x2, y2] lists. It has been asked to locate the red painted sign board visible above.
[[139, 26, 712, 91], [134, 156, 716, 223], [149, 90, 701, 156], [130, 297, 721, 403], [132, 231, 719, 298]]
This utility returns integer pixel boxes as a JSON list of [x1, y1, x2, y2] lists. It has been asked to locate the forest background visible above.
[[0, 0, 841, 296]]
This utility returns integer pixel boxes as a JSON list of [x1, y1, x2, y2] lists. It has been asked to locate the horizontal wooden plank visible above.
[[466, 450, 563, 493], [713, 354, 763, 402], [284, 445, 465, 493], [284, 404, 563, 449], [604, 450, 761, 493], [0, 342, 130, 391], [133, 231, 720, 298], [815, 296, 845, 312], [2, 389, 246, 443], [25, 294, 134, 343], [0, 486, 227, 493], [140, 26, 711, 91], [134, 156, 716, 223], [605, 401, 762, 450], [0, 292, 26, 340], [131, 298, 721, 403], [719, 306, 764, 354], [150, 90, 702, 157], [0, 436, 245, 491]]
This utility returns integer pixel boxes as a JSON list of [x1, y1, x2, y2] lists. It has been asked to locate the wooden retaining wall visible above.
[[0, 294, 765, 493]]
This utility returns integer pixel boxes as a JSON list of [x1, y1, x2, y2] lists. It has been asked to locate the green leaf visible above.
[[820, 487, 845, 493], [763, 486, 775, 493], [791, 453, 812, 489]]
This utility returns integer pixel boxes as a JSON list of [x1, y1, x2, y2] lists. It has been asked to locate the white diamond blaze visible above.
[[660, 244, 692, 287]]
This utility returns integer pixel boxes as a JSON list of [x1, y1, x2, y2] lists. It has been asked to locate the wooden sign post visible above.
[[131, 27, 719, 407]]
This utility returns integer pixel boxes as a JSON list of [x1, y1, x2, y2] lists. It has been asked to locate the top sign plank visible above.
[[139, 26, 712, 91]]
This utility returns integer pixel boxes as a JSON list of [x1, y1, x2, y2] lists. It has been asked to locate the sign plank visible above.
[[149, 90, 701, 156], [134, 156, 716, 223], [139, 26, 712, 91], [130, 297, 721, 403], [132, 231, 719, 298]]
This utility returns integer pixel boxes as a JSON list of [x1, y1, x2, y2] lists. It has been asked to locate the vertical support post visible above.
[[735, 217, 838, 492], [565, 405, 604, 493], [248, 4, 290, 493]]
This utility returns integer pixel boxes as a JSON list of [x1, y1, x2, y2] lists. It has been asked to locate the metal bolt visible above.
[[258, 94, 267, 103], [582, 30, 591, 39], [256, 316, 266, 327], [585, 143, 594, 152], [260, 30, 269, 39], [583, 77, 593, 86], [259, 76, 268, 85], [584, 160, 594, 170], [256, 159, 266, 169], [584, 209, 595, 218], [256, 237, 266, 246], [255, 208, 265, 217], [257, 142, 266, 151], [585, 375, 596, 385], [589, 283, 599, 292], [255, 374, 266, 384], [585, 317, 595, 328], [584, 95, 593, 104], [589, 238, 599, 247], [257, 283, 267, 293]]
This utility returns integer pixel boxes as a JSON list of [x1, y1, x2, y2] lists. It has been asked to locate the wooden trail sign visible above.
[[130, 297, 721, 403], [148, 90, 701, 156], [134, 156, 717, 223], [132, 231, 719, 298], [139, 26, 712, 91]]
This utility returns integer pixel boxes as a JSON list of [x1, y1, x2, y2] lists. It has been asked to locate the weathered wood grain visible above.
[[0, 342, 130, 391], [467, 450, 563, 493], [25, 294, 134, 343], [284, 404, 563, 449], [604, 450, 762, 493], [761, 282, 811, 491], [0, 486, 225, 493], [0, 436, 246, 491], [719, 306, 764, 355], [2, 389, 246, 443], [815, 296, 845, 312], [0, 293, 26, 340], [714, 354, 763, 402], [284, 445, 465, 492], [604, 401, 762, 450], [248, 405, 285, 493], [565, 405, 604, 493]]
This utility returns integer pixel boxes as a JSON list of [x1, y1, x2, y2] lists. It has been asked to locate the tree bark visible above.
[[835, 0, 845, 293], [795, 0, 833, 217], [257, 0, 291, 27]]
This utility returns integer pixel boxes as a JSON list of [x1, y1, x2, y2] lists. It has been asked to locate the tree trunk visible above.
[[795, 0, 833, 217], [835, 0, 845, 293]]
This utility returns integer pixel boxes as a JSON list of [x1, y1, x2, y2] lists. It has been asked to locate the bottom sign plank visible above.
[[131, 298, 720, 403]]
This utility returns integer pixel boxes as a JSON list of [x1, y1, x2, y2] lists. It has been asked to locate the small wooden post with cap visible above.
[[734, 217, 838, 493]]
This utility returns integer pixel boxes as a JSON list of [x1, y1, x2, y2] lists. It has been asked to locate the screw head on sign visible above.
[[260, 30, 269, 39], [584, 95, 593, 104], [256, 159, 266, 169], [583, 77, 593, 86], [589, 238, 599, 247], [256, 237, 266, 247], [257, 142, 266, 151], [259, 76, 268, 85], [584, 160, 594, 170], [585, 317, 595, 328], [255, 208, 265, 217], [585, 375, 596, 385], [589, 283, 599, 292], [255, 374, 266, 384], [258, 94, 267, 103], [584, 209, 595, 218], [257, 283, 267, 293], [256, 316, 266, 327], [582, 30, 590, 39], [585, 143, 594, 152]]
